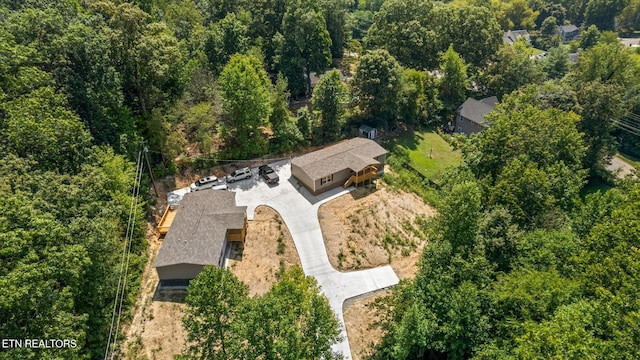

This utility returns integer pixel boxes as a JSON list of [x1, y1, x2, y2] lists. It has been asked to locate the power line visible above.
[[103, 144, 144, 360], [611, 112, 640, 136]]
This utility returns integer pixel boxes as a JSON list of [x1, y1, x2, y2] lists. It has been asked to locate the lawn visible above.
[[384, 130, 463, 182]]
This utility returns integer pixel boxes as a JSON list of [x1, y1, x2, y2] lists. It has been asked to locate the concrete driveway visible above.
[[229, 160, 399, 359], [606, 156, 637, 179]]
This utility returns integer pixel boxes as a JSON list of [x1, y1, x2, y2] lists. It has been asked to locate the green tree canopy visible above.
[[277, 0, 332, 96], [218, 54, 272, 158], [439, 45, 469, 113], [181, 266, 342, 359], [480, 41, 545, 99], [312, 69, 348, 143], [365, 0, 437, 69], [352, 49, 403, 128]]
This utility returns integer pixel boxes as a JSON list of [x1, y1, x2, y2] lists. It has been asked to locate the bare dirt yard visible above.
[[318, 183, 437, 359], [122, 196, 300, 359], [227, 205, 301, 297], [122, 225, 188, 360], [344, 290, 390, 360], [319, 184, 436, 279]]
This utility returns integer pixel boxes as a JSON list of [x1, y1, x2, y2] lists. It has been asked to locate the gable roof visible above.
[[291, 138, 387, 180], [560, 24, 579, 33], [154, 190, 246, 268], [359, 125, 376, 133], [457, 97, 498, 125], [503, 30, 531, 45]]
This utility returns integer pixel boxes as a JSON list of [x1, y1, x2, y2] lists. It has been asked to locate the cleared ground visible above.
[[318, 184, 436, 359], [319, 185, 436, 279], [122, 205, 300, 359], [228, 205, 301, 297], [344, 290, 390, 360]]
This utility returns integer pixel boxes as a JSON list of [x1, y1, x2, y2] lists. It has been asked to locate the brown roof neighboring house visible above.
[[291, 138, 387, 195], [154, 190, 246, 269], [292, 138, 386, 180]]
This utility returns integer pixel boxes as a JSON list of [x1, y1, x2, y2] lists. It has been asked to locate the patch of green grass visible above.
[[530, 47, 545, 56], [630, 52, 640, 69], [385, 130, 462, 183]]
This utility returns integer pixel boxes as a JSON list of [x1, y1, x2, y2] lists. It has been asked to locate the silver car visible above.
[[226, 167, 252, 183]]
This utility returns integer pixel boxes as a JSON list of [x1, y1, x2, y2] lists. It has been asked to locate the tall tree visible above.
[[439, 45, 469, 113], [541, 46, 570, 80], [3, 87, 92, 173], [365, 0, 437, 69], [579, 24, 601, 49], [584, 0, 629, 31], [205, 12, 250, 74], [243, 267, 343, 360], [320, 0, 353, 58], [181, 266, 342, 359], [278, 0, 332, 96], [399, 68, 443, 126], [492, 0, 540, 30], [218, 54, 272, 158], [536, 16, 560, 50], [182, 267, 250, 360], [464, 94, 587, 225], [570, 42, 639, 175], [352, 49, 404, 128], [270, 74, 303, 152], [312, 69, 348, 143], [480, 41, 545, 99], [109, 3, 185, 115], [431, 4, 503, 68]]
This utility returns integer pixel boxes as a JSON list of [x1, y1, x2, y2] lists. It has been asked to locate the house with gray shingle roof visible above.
[[559, 24, 580, 43], [455, 96, 498, 136], [291, 138, 387, 195], [154, 190, 247, 288], [503, 30, 531, 45]]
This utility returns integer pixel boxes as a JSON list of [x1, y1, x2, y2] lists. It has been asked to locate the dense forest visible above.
[[1, 0, 639, 359]]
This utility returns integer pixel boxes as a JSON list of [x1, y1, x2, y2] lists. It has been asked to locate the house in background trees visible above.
[[291, 138, 386, 195], [455, 96, 498, 136], [154, 190, 247, 288], [503, 30, 531, 45], [559, 24, 580, 43]]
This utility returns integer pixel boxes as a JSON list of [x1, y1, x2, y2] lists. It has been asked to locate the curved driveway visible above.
[[230, 161, 399, 359]]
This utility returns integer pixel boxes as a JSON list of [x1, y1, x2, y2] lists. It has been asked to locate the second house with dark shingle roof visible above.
[[154, 190, 247, 288], [291, 138, 387, 195], [455, 96, 498, 136]]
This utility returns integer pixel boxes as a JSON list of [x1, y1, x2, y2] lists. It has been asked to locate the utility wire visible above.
[[103, 144, 144, 360], [111, 148, 144, 360], [611, 112, 640, 136]]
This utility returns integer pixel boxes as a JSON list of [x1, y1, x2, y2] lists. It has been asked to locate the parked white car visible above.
[[190, 176, 227, 191]]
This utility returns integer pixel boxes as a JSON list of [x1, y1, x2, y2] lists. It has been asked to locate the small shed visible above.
[[359, 125, 378, 140]]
